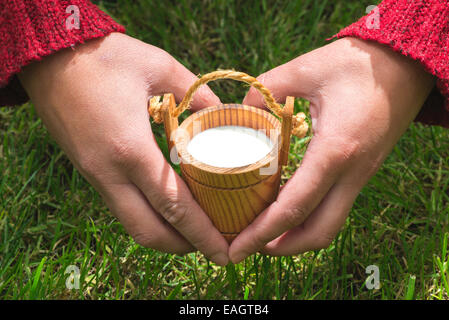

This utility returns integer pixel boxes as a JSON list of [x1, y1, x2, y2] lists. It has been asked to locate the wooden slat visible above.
[[176, 104, 286, 243], [279, 96, 294, 168]]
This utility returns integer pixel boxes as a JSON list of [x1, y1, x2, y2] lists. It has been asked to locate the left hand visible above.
[[229, 38, 435, 263], [18, 33, 230, 265]]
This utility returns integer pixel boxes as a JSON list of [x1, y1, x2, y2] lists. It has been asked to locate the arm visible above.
[[0, 0, 125, 106], [335, 0, 449, 128]]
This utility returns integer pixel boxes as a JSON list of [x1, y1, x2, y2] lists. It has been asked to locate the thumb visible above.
[[242, 57, 317, 108], [166, 60, 222, 112]]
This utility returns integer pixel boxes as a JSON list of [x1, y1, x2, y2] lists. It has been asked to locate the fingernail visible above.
[[211, 252, 229, 266]]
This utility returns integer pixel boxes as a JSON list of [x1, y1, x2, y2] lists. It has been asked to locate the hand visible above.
[[229, 38, 435, 263], [18, 32, 229, 265]]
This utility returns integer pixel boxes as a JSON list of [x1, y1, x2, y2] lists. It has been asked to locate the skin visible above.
[[229, 38, 436, 263], [18, 32, 230, 266], [17, 33, 436, 265]]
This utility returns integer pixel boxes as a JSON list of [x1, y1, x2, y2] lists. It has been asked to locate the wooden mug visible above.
[[148, 70, 308, 243]]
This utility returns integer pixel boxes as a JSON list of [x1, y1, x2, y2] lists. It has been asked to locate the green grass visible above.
[[1, 0, 448, 300]]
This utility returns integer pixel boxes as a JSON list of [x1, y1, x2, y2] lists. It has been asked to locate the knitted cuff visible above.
[[333, 0, 449, 128], [0, 0, 125, 106]]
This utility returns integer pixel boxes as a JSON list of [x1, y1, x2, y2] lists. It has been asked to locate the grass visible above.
[[1, 0, 448, 300]]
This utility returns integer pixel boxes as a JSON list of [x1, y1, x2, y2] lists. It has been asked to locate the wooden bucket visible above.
[[148, 71, 307, 243]]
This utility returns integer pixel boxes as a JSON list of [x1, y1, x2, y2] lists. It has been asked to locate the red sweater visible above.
[[0, 0, 125, 106], [335, 0, 449, 127], [1, 0, 448, 128]]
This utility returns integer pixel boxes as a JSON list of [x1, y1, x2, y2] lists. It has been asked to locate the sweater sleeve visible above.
[[333, 0, 449, 128], [0, 0, 125, 107]]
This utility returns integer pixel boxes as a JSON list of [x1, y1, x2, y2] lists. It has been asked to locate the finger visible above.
[[242, 57, 319, 108], [152, 55, 221, 111], [102, 182, 195, 255], [228, 134, 356, 263], [262, 178, 360, 256], [127, 139, 230, 266], [262, 138, 385, 255], [178, 76, 222, 112]]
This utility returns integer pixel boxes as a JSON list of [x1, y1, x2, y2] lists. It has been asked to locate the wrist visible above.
[[339, 38, 435, 95]]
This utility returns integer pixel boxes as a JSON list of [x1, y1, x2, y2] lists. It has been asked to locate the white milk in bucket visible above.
[[187, 125, 274, 168]]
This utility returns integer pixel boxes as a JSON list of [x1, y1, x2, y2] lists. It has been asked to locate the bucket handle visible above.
[[147, 70, 308, 167]]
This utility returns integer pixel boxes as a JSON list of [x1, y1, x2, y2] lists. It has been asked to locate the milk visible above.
[[187, 126, 273, 168]]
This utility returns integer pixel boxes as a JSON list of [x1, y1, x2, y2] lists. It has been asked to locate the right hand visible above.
[[229, 38, 435, 263], [18, 32, 229, 265]]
